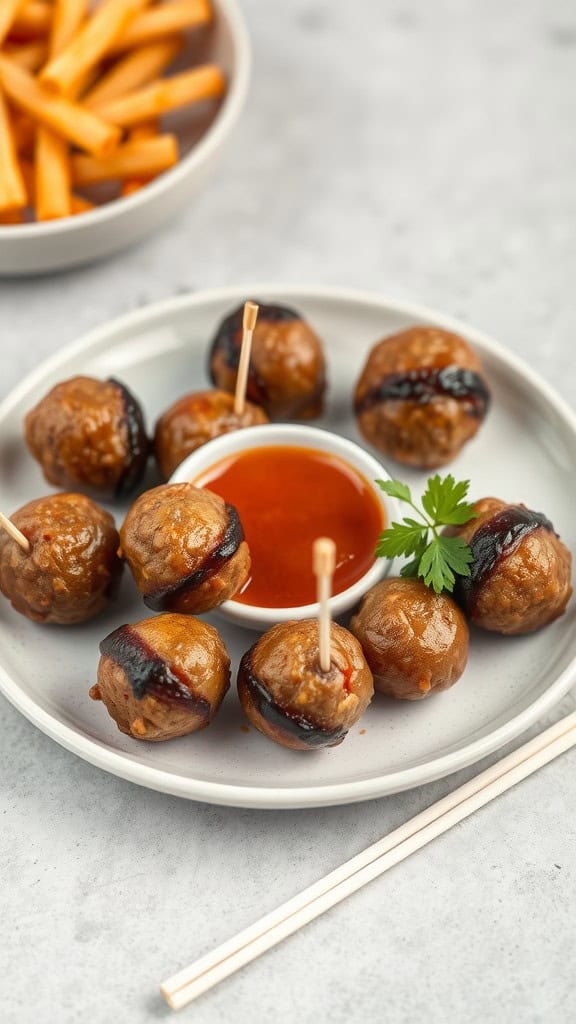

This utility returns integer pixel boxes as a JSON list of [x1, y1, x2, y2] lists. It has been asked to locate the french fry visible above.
[[98, 64, 225, 127], [2, 38, 48, 72], [0, 55, 122, 157], [50, 0, 89, 58], [40, 0, 152, 96], [72, 132, 178, 185], [84, 37, 183, 109], [0, 2, 28, 48], [35, 125, 72, 219], [10, 2, 52, 38], [111, 0, 212, 52], [71, 192, 94, 214], [121, 118, 157, 195], [0, 86, 27, 210]]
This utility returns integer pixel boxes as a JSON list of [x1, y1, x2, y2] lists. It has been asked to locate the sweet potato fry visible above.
[[38, 4, 90, 224], [17, 155, 34, 193], [12, 110, 36, 152], [50, 0, 89, 58], [84, 37, 183, 109], [72, 132, 178, 185], [70, 192, 94, 213], [0, 2, 28, 48], [111, 0, 212, 52], [0, 206, 24, 223], [35, 125, 72, 219], [10, 2, 52, 39], [41, 0, 152, 96], [2, 38, 48, 71], [98, 64, 225, 127], [0, 55, 121, 156], [120, 118, 157, 194], [0, 86, 27, 210]]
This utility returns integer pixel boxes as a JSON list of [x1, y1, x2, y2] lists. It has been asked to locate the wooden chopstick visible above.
[[161, 711, 576, 1010]]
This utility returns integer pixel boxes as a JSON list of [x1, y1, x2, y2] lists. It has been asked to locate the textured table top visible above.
[[1, 2, 576, 1022]]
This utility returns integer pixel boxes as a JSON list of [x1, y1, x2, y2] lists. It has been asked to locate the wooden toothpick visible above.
[[313, 537, 336, 673], [0, 512, 30, 553], [234, 301, 259, 416]]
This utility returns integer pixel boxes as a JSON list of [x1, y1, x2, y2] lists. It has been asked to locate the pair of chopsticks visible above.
[[160, 710, 576, 1010]]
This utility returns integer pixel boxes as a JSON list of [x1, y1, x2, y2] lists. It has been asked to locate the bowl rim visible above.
[[0, 0, 251, 240], [170, 423, 399, 626]]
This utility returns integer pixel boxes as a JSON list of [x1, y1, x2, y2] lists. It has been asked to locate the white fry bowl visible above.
[[0, 0, 250, 276]]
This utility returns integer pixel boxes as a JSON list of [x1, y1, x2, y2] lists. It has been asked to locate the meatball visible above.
[[354, 326, 490, 467], [154, 389, 269, 480], [446, 498, 573, 634], [351, 578, 469, 700], [25, 375, 148, 498], [0, 493, 122, 624], [90, 613, 230, 741], [238, 619, 373, 750], [119, 482, 250, 614], [209, 302, 326, 420]]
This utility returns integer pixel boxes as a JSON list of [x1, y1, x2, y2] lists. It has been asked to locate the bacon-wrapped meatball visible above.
[[0, 493, 122, 624], [446, 498, 572, 634], [209, 302, 326, 420], [354, 326, 490, 467], [90, 613, 230, 742], [154, 389, 268, 480], [238, 620, 373, 750], [120, 482, 250, 614], [351, 578, 469, 700], [25, 375, 148, 498]]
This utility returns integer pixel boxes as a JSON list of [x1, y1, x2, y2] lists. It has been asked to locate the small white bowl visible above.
[[170, 423, 399, 631], [0, 0, 250, 276]]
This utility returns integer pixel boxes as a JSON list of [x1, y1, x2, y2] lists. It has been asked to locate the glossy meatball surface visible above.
[[238, 619, 373, 750], [25, 375, 148, 498], [154, 389, 268, 479], [91, 613, 230, 741], [0, 493, 122, 624], [447, 498, 573, 634], [209, 302, 326, 420], [351, 577, 469, 700], [120, 482, 250, 614], [355, 326, 490, 467]]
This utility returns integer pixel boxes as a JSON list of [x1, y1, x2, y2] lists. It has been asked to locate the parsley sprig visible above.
[[375, 475, 477, 594]]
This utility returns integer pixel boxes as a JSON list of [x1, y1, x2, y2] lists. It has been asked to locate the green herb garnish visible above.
[[375, 475, 477, 594]]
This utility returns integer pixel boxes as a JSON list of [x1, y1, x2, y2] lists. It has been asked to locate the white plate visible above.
[[1, 286, 575, 808]]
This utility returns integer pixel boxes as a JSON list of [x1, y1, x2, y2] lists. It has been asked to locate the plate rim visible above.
[[1, 283, 575, 808]]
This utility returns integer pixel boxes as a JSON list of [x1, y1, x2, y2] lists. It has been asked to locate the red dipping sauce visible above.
[[194, 445, 384, 608]]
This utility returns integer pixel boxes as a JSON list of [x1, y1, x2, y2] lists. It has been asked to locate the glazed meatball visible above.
[[120, 482, 250, 614], [446, 498, 573, 634], [238, 619, 373, 750], [154, 389, 268, 479], [25, 375, 148, 498], [351, 578, 469, 700], [0, 493, 122, 624], [90, 613, 230, 741], [354, 326, 490, 467], [209, 302, 326, 420]]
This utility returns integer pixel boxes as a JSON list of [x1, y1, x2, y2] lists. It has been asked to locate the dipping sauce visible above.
[[194, 445, 384, 608]]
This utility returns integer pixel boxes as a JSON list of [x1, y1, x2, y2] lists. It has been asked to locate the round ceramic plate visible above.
[[1, 286, 575, 808]]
